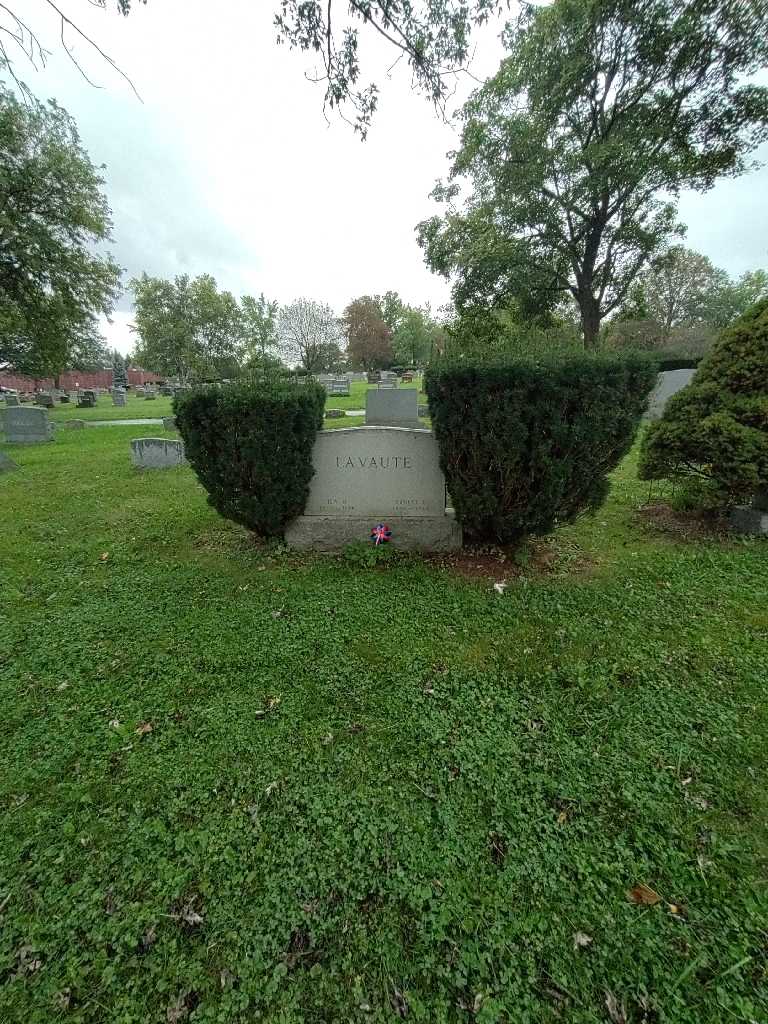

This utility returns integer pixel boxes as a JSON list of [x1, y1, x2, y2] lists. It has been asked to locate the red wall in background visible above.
[[0, 369, 163, 391]]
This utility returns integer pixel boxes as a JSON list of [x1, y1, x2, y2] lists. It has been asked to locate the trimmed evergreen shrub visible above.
[[639, 298, 768, 505], [174, 381, 325, 537], [425, 353, 656, 543]]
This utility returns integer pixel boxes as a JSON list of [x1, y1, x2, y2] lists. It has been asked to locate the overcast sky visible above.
[[9, 0, 768, 354]]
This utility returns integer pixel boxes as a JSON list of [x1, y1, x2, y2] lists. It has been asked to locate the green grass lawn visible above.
[[0, 426, 766, 1023]]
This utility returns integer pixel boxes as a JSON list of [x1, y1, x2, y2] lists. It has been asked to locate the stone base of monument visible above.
[[286, 513, 462, 551]]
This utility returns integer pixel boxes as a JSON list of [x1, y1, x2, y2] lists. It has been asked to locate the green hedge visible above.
[[425, 354, 656, 543], [174, 381, 325, 537], [639, 298, 768, 504]]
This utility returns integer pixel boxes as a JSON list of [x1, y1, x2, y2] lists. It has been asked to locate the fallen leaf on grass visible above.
[[108, 719, 121, 729], [493, 581, 507, 595], [170, 900, 204, 928], [573, 931, 593, 950], [135, 721, 153, 736], [13, 945, 42, 978], [99, 552, 109, 562], [166, 994, 192, 1023], [457, 993, 484, 1014], [391, 987, 409, 1018], [628, 883, 661, 906], [255, 696, 282, 718], [557, 811, 568, 825], [54, 989, 72, 1011], [605, 990, 628, 1023]]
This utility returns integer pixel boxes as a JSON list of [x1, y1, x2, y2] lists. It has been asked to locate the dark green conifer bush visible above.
[[639, 299, 768, 505], [425, 354, 656, 543], [174, 381, 324, 536]]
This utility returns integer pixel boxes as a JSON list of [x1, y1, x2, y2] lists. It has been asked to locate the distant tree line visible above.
[[127, 279, 448, 380]]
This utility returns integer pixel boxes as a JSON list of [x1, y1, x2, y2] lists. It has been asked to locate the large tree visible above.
[[418, 0, 768, 348], [0, 85, 121, 378], [391, 304, 442, 366], [343, 296, 393, 371], [278, 299, 343, 373], [111, 348, 128, 388], [240, 293, 280, 372], [130, 273, 241, 382], [623, 246, 728, 340], [611, 250, 768, 346]]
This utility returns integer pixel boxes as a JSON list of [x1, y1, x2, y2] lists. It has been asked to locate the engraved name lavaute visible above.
[[335, 454, 413, 470]]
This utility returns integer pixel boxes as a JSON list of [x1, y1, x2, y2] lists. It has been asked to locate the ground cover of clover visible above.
[[0, 425, 766, 1023]]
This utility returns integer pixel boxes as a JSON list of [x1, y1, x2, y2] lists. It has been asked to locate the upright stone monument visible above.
[[36, 393, 54, 408], [285, 426, 461, 551], [2, 406, 55, 444], [366, 388, 421, 428], [77, 390, 97, 408], [4, 395, 20, 407], [326, 378, 350, 396], [112, 389, 127, 407]]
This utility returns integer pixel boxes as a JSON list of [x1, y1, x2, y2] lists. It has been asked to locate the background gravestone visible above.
[[112, 389, 127, 407], [366, 388, 421, 428], [729, 489, 768, 536], [3, 406, 55, 444], [645, 369, 696, 419], [326, 378, 350, 396], [65, 419, 86, 430], [130, 438, 187, 469], [77, 391, 97, 408], [4, 395, 20, 407], [36, 393, 54, 408]]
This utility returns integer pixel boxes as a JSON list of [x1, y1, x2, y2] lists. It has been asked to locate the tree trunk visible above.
[[580, 295, 601, 350]]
